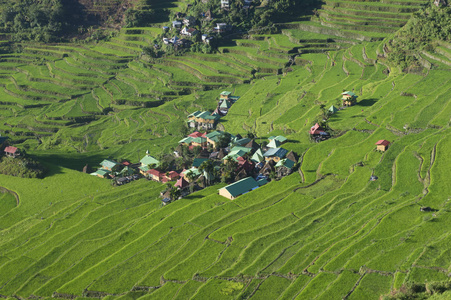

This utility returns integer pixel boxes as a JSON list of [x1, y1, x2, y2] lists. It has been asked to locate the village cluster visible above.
[[0, 90, 391, 204], [157, 0, 254, 50]]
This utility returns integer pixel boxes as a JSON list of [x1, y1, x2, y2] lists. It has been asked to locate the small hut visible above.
[[375, 140, 390, 151], [329, 105, 338, 114]]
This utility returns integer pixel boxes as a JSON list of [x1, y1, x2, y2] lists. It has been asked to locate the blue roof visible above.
[[263, 148, 288, 158]]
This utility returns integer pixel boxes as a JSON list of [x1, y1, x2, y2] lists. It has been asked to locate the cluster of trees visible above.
[[382, 280, 451, 299], [388, 1, 451, 69], [0, 0, 83, 42], [0, 156, 46, 178]]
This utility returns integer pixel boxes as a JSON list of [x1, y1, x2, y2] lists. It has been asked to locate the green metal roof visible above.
[[251, 148, 264, 163], [96, 169, 111, 176], [140, 155, 160, 166], [276, 158, 295, 169], [220, 91, 232, 96], [100, 159, 118, 169], [329, 105, 338, 113], [179, 136, 194, 144], [192, 137, 207, 143], [188, 111, 202, 117], [342, 91, 357, 97], [264, 148, 288, 158], [274, 136, 287, 143], [206, 131, 224, 138], [219, 177, 261, 198], [267, 139, 281, 148], [220, 100, 232, 108], [193, 158, 208, 168], [231, 146, 252, 153]]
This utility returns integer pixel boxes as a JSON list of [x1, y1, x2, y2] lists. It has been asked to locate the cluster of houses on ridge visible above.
[[92, 130, 298, 202], [89, 90, 392, 203]]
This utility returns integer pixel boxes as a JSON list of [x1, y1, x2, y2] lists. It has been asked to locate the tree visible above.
[[217, 132, 231, 149], [198, 160, 216, 186], [169, 187, 181, 201], [185, 170, 197, 193]]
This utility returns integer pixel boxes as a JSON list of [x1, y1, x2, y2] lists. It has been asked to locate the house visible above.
[[165, 171, 180, 181], [218, 177, 267, 200], [202, 34, 213, 43], [205, 130, 224, 147], [259, 160, 276, 176], [175, 177, 190, 191], [244, 139, 260, 152], [191, 137, 207, 148], [100, 159, 119, 171], [251, 148, 264, 163], [276, 158, 296, 177], [214, 23, 228, 33], [342, 91, 358, 106], [221, 0, 230, 9], [147, 169, 164, 181], [220, 91, 232, 100], [181, 27, 198, 37], [329, 105, 339, 114], [139, 153, 160, 175], [219, 99, 232, 114], [309, 123, 325, 135], [162, 26, 169, 32], [237, 157, 254, 174], [172, 20, 182, 29], [187, 111, 221, 130], [267, 139, 281, 149], [375, 140, 390, 151], [268, 135, 288, 145], [91, 169, 111, 179], [210, 148, 227, 160], [232, 138, 251, 147], [4, 146, 20, 158], [183, 16, 196, 26], [181, 167, 201, 181], [263, 147, 288, 163]]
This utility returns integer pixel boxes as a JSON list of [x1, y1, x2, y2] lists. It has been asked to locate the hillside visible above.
[[0, 0, 450, 299]]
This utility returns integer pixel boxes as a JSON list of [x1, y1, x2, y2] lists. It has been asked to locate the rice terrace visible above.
[[0, 0, 450, 299]]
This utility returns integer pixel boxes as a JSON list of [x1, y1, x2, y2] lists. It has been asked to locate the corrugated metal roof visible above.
[[220, 177, 260, 198]]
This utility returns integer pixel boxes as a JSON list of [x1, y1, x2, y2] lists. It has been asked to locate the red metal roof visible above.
[[375, 140, 390, 146], [167, 171, 179, 179], [147, 169, 163, 177], [309, 123, 324, 135], [188, 131, 203, 138], [4, 146, 18, 154]]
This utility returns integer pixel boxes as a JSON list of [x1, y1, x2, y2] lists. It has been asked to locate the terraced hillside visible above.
[[282, 0, 429, 41], [0, 27, 450, 299]]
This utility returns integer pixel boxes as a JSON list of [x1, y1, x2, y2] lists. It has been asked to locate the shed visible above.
[[4, 146, 19, 158], [100, 159, 119, 171], [329, 105, 339, 114], [375, 140, 390, 151]]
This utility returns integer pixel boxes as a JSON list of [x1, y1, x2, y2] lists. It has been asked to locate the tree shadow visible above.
[[358, 98, 378, 107], [35, 153, 106, 173]]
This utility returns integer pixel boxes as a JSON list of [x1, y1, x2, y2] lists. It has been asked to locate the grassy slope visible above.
[[1, 1, 451, 298]]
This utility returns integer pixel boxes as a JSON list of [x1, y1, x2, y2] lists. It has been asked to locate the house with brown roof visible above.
[[375, 140, 390, 151]]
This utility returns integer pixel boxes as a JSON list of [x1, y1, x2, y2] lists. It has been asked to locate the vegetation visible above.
[[388, 2, 451, 69], [0, 0, 450, 299], [0, 155, 46, 178]]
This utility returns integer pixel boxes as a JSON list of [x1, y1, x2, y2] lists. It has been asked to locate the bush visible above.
[[0, 156, 46, 178]]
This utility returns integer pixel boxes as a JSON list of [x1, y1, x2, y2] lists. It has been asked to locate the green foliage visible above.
[[0, 0, 69, 42], [0, 155, 46, 178], [388, 2, 451, 69]]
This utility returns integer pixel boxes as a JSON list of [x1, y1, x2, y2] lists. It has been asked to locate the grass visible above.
[[0, 10, 450, 299]]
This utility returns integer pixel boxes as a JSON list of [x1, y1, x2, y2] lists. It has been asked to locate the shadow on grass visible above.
[[34, 153, 106, 174], [358, 98, 378, 107]]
